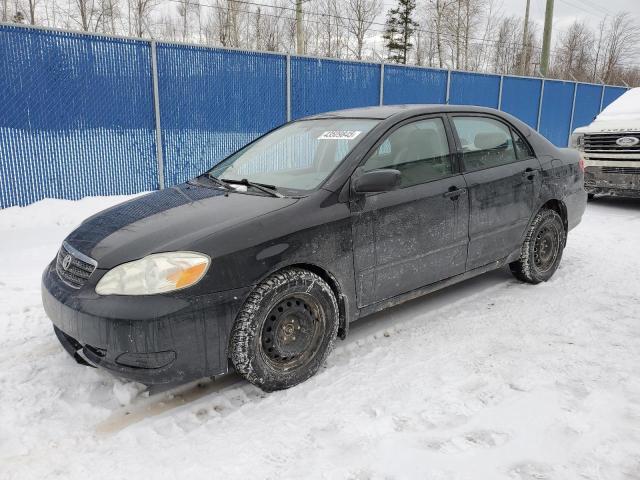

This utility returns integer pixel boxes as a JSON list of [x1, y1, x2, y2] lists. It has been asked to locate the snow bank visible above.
[[1, 194, 640, 479]]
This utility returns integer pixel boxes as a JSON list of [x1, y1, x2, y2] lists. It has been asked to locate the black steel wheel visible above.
[[510, 209, 566, 284], [260, 294, 326, 371], [229, 268, 339, 392], [532, 224, 560, 273]]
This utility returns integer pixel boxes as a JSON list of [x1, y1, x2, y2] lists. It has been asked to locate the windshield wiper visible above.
[[222, 178, 284, 198], [206, 173, 234, 192]]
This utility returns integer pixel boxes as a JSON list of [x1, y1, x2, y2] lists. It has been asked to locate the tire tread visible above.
[[229, 267, 338, 391]]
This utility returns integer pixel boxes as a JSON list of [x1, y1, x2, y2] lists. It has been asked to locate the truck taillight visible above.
[[579, 156, 585, 172]]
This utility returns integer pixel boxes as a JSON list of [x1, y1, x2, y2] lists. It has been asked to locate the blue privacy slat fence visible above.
[[382, 65, 447, 105], [500, 77, 542, 129], [291, 57, 381, 120], [0, 25, 158, 208], [157, 44, 287, 186], [0, 24, 630, 208], [539, 80, 576, 148], [573, 83, 603, 130], [449, 72, 501, 108]]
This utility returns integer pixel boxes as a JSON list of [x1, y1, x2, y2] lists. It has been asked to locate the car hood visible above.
[[64, 182, 298, 269], [574, 118, 640, 134]]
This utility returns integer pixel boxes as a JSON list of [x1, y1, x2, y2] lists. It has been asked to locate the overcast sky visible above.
[[501, 0, 640, 32]]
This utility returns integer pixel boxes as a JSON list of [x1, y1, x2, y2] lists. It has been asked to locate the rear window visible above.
[[452, 117, 517, 171]]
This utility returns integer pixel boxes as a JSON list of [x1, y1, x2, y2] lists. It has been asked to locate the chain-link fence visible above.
[[0, 23, 629, 208]]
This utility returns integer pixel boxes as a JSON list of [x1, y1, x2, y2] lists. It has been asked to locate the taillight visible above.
[[578, 156, 585, 172]]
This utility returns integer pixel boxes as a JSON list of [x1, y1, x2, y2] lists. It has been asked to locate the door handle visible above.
[[522, 168, 539, 180], [443, 187, 467, 199]]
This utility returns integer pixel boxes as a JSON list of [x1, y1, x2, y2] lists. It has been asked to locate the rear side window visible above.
[[452, 117, 517, 171], [512, 129, 534, 160], [363, 118, 453, 187]]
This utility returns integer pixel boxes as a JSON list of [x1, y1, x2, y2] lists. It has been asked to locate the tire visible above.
[[229, 267, 339, 392], [509, 209, 566, 284]]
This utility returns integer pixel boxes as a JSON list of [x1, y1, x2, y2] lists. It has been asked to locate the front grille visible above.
[[584, 133, 640, 153], [55, 242, 97, 289], [601, 166, 640, 175]]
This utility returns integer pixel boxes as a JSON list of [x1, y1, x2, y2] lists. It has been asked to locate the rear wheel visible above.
[[229, 268, 338, 392], [510, 209, 566, 284]]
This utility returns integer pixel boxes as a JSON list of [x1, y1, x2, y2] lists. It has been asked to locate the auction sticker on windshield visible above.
[[318, 131, 361, 140]]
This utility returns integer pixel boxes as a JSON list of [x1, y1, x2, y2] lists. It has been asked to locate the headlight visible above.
[[96, 252, 210, 295], [569, 133, 584, 150]]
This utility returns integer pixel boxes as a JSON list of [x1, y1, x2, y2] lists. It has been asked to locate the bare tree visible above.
[[175, 0, 197, 41], [72, 0, 95, 30], [253, 2, 288, 52], [426, 0, 454, 68], [591, 15, 607, 82], [313, 0, 348, 58], [212, 0, 245, 48], [344, 0, 381, 60], [24, 0, 39, 24], [128, 0, 156, 37], [552, 20, 593, 81], [492, 16, 520, 74], [599, 12, 640, 84]]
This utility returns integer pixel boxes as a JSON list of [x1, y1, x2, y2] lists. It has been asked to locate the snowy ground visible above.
[[1, 195, 639, 480]]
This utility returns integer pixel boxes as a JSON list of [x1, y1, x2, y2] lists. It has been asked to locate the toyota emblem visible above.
[[62, 254, 73, 270]]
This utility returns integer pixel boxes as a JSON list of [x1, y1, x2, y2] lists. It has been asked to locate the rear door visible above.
[[449, 114, 541, 270], [351, 116, 470, 307]]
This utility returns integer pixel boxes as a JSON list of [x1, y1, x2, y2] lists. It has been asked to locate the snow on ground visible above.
[[1, 194, 639, 480]]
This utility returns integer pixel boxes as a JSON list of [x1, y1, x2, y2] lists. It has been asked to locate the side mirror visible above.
[[352, 169, 401, 194]]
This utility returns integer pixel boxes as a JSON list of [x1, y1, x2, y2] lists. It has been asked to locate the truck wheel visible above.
[[509, 209, 566, 284], [229, 268, 339, 392]]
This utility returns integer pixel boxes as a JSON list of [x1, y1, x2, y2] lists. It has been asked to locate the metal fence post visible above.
[[568, 82, 578, 142], [379, 63, 385, 106], [599, 84, 605, 113], [498, 75, 504, 110], [536, 79, 545, 131], [286, 55, 292, 122], [445, 70, 451, 104], [150, 40, 165, 190]]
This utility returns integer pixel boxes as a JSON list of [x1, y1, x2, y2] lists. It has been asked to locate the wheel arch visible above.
[[540, 198, 568, 234], [247, 262, 350, 341], [287, 262, 349, 340]]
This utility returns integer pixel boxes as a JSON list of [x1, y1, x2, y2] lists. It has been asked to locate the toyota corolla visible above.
[[42, 105, 587, 392]]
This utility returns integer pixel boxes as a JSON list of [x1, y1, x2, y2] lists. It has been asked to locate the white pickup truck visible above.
[[571, 87, 640, 199]]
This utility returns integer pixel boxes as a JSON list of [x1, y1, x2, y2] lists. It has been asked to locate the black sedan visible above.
[[42, 105, 587, 391]]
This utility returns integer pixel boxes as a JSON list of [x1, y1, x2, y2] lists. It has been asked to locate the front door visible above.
[[449, 115, 542, 270], [351, 116, 470, 308]]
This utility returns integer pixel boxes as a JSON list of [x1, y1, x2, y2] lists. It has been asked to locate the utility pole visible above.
[[519, 0, 531, 76], [540, 0, 554, 76], [296, 0, 305, 55]]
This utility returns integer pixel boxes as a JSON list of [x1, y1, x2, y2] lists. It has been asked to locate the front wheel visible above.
[[229, 268, 339, 392], [510, 209, 566, 284]]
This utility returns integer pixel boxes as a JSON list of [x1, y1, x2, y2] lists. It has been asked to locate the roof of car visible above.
[[305, 104, 502, 120]]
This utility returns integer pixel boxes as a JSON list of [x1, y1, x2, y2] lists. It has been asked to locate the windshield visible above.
[[207, 118, 379, 195]]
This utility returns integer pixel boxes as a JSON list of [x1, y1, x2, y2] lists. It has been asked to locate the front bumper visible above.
[[42, 262, 252, 385], [584, 166, 640, 198]]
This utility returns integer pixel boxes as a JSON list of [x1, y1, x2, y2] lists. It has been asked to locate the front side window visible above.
[[208, 118, 379, 195], [452, 116, 517, 171], [362, 118, 453, 188]]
